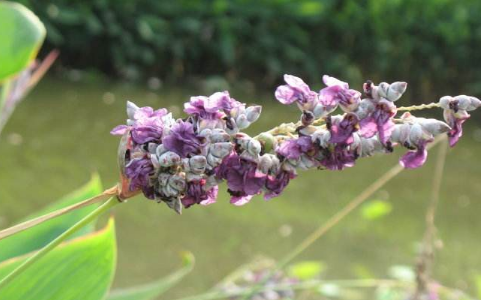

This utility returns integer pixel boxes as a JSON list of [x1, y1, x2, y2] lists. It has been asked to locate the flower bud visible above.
[[255, 132, 277, 153], [311, 129, 331, 148], [168, 174, 186, 192], [246, 105, 262, 123], [209, 128, 231, 142], [126, 101, 139, 119], [455, 95, 481, 111], [439, 96, 453, 110], [209, 142, 234, 158], [312, 103, 334, 118], [378, 81, 407, 102], [257, 154, 280, 174], [236, 114, 250, 129], [156, 144, 167, 157], [417, 118, 451, 136], [188, 155, 207, 174], [390, 124, 411, 144], [207, 153, 224, 168], [158, 151, 181, 167]]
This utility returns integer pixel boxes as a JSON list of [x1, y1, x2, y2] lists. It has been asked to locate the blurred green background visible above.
[[1, 0, 481, 299]]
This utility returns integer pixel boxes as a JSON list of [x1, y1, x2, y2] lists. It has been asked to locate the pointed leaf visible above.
[[0, 2, 46, 81], [0, 174, 103, 262], [0, 218, 117, 300], [107, 252, 195, 300]]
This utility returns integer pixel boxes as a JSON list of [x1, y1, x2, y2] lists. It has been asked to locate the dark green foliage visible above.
[[13, 0, 481, 100]]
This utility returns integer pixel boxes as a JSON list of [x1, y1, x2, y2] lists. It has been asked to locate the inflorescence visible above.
[[111, 75, 481, 213]]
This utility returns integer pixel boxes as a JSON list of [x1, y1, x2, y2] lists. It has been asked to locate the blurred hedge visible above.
[[13, 0, 481, 99]]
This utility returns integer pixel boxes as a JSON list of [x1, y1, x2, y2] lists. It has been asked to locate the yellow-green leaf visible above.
[[0, 174, 103, 262], [0, 218, 117, 300], [0, 2, 46, 81]]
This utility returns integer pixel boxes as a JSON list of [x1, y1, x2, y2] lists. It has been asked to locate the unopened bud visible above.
[[255, 132, 277, 153], [158, 151, 181, 167], [236, 114, 250, 129], [126, 101, 139, 119], [246, 106, 262, 123], [188, 155, 207, 174], [311, 129, 331, 148], [209, 142, 234, 158]]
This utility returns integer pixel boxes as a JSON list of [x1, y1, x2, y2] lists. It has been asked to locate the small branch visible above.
[[0, 196, 120, 290], [397, 102, 441, 112], [239, 136, 446, 300], [414, 135, 448, 298], [0, 185, 118, 241]]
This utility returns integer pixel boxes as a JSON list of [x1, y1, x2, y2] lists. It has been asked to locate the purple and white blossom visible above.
[[111, 74, 480, 213]]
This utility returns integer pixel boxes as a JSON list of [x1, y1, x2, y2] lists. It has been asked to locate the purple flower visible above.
[[264, 171, 295, 200], [329, 114, 359, 145], [399, 140, 429, 169], [162, 121, 203, 157], [320, 75, 361, 112], [184, 91, 241, 118], [320, 146, 357, 170], [391, 122, 434, 169], [111, 105, 169, 144], [359, 99, 396, 144], [276, 136, 314, 160], [181, 180, 218, 208], [275, 75, 318, 106], [125, 156, 155, 198], [216, 153, 266, 205]]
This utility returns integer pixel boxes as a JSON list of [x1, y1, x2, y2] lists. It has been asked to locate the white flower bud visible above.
[[188, 155, 207, 174], [158, 151, 181, 167], [147, 143, 158, 154], [390, 124, 411, 144], [207, 153, 224, 168], [245, 106, 262, 123], [168, 174, 186, 192], [126, 101, 139, 119], [156, 144, 168, 157], [378, 82, 407, 102], [439, 96, 453, 109], [236, 114, 251, 129], [230, 105, 245, 120], [209, 142, 234, 158], [357, 136, 384, 157], [417, 118, 451, 136], [311, 129, 331, 148], [455, 95, 481, 111], [312, 103, 334, 118], [408, 123, 432, 146], [209, 129, 230, 143], [355, 99, 375, 119], [151, 155, 160, 169], [257, 154, 280, 174]]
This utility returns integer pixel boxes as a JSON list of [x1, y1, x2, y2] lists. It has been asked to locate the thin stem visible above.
[[397, 102, 441, 112], [414, 135, 448, 297], [239, 136, 445, 300], [0, 185, 118, 241], [0, 197, 120, 290]]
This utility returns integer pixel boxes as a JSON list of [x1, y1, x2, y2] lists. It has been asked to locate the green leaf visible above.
[[361, 200, 393, 220], [107, 252, 195, 300], [0, 218, 117, 300], [288, 261, 325, 280], [0, 174, 103, 262], [0, 2, 46, 81]]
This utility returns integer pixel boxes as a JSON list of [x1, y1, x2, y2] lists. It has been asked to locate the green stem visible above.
[[397, 102, 441, 111], [0, 197, 120, 290]]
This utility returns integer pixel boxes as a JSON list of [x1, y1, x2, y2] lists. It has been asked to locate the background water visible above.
[[0, 78, 480, 298]]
